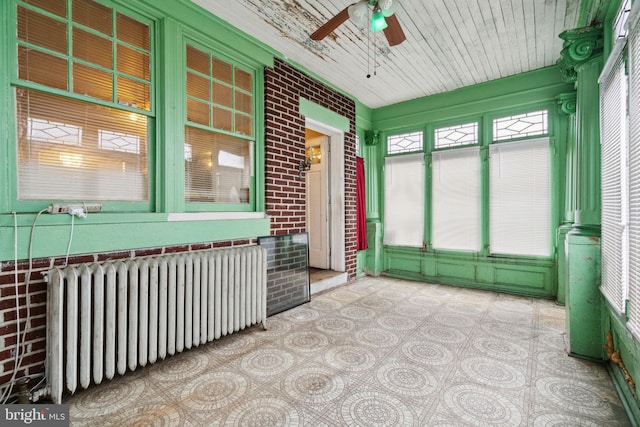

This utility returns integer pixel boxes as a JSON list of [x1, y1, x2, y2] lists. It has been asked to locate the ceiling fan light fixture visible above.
[[371, 10, 388, 32], [379, 0, 397, 17], [348, 1, 369, 27]]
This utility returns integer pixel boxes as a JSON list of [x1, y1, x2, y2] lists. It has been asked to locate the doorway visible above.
[[305, 129, 330, 269], [304, 119, 348, 294]]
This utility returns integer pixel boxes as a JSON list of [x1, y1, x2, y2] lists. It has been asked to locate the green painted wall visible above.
[[0, 0, 275, 261], [365, 66, 574, 296]]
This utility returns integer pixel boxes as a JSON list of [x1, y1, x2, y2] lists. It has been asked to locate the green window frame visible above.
[[184, 40, 256, 211], [11, 0, 155, 212]]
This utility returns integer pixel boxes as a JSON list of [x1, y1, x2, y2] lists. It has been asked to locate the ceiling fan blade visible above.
[[310, 6, 351, 41], [383, 13, 406, 46]]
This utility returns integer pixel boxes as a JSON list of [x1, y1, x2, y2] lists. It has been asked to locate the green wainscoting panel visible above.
[[383, 247, 555, 298], [495, 267, 547, 289], [385, 247, 423, 277], [438, 262, 476, 281]]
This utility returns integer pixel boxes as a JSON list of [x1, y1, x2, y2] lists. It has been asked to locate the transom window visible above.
[[434, 122, 478, 149], [387, 131, 423, 154], [493, 110, 548, 141]]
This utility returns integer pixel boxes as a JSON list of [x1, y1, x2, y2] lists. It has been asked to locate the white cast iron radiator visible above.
[[44, 246, 267, 404]]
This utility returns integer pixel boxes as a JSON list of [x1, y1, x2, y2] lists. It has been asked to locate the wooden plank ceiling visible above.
[[192, 0, 580, 108]]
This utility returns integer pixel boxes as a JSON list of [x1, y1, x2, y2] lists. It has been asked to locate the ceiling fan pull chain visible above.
[[367, 13, 372, 79]]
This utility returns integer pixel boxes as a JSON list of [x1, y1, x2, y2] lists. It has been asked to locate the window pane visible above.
[[16, 88, 148, 201], [187, 72, 209, 100], [600, 54, 628, 314], [626, 18, 640, 338], [116, 76, 150, 110], [23, 0, 67, 18], [18, 6, 67, 54], [235, 90, 252, 114], [72, 0, 112, 36], [73, 27, 113, 69], [116, 12, 149, 50], [493, 110, 548, 141], [213, 107, 232, 131], [73, 62, 113, 101], [387, 131, 423, 154], [186, 45, 209, 75], [489, 138, 550, 256], [187, 99, 210, 126], [212, 82, 232, 108], [432, 147, 481, 251], [384, 153, 424, 246], [434, 122, 478, 149], [117, 45, 149, 80], [235, 68, 252, 91], [235, 114, 252, 137], [212, 57, 232, 84], [18, 46, 68, 90], [185, 126, 251, 203]]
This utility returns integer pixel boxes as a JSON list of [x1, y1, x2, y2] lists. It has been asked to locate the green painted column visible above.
[[556, 92, 577, 306], [558, 24, 605, 359], [363, 132, 383, 275]]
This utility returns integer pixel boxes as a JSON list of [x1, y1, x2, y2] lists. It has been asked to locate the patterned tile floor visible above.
[[67, 277, 632, 426]]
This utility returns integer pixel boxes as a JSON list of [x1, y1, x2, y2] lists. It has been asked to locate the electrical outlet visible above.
[[47, 203, 102, 214]]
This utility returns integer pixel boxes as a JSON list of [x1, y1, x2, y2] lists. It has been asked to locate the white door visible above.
[[306, 135, 330, 269]]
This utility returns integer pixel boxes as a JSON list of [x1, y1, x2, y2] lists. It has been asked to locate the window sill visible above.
[[167, 212, 267, 221]]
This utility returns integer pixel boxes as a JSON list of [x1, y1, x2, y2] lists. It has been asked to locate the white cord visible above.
[[13, 209, 47, 393], [1, 213, 22, 403], [64, 214, 75, 267]]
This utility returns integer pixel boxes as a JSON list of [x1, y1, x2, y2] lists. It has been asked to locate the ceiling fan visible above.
[[310, 0, 406, 46]]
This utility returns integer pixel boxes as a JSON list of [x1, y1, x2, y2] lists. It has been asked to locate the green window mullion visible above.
[[67, 0, 73, 93], [16, 1, 68, 23], [111, 8, 117, 104], [209, 55, 214, 126]]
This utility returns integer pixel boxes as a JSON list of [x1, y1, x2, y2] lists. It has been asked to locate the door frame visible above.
[[305, 118, 345, 273]]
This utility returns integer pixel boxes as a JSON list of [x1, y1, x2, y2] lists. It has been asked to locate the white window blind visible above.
[[17, 89, 148, 201], [489, 138, 550, 256], [384, 153, 424, 247], [432, 147, 481, 251], [600, 52, 628, 315], [627, 16, 640, 338]]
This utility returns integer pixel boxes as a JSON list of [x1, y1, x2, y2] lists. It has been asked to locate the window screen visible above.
[[384, 153, 424, 247], [489, 138, 550, 256], [432, 147, 481, 251]]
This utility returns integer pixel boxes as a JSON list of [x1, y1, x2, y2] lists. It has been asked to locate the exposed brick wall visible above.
[[0, 57, 359, 403], [0, 238, 253, 401], [264, 58, 358, 281]]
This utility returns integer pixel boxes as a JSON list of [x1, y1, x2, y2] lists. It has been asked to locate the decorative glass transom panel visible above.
[[493, 110, 548, 141], [387, 131, 423, 154], [434, 122, 478, 148]]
